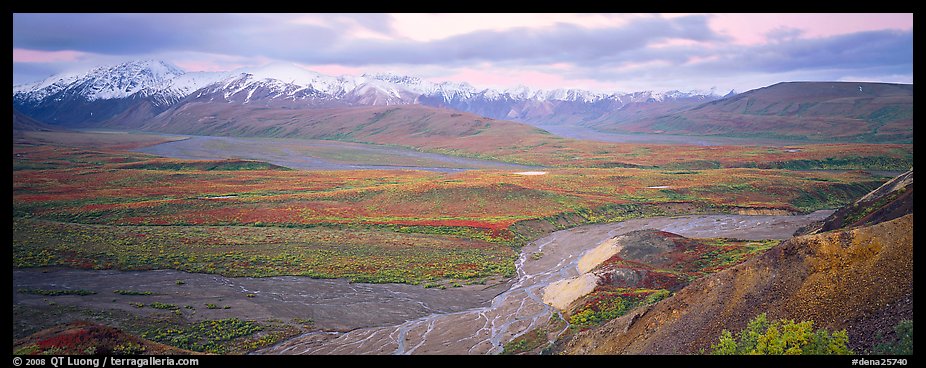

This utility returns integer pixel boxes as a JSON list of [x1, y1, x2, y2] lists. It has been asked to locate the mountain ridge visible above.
[[592, 81, 913, 142], [13, 59, 726, 128], [13, 59, 913, 144]]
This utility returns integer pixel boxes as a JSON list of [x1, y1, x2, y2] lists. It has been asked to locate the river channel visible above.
[[8, 211, 833, 354], [13, 211, 832, 354]]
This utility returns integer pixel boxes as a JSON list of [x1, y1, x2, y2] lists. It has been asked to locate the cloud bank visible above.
[[12, 13, 913, 93]]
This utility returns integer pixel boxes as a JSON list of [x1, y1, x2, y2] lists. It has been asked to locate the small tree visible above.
[[710, 313, 853, 355]]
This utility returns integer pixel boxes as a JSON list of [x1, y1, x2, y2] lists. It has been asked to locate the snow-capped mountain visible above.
[[158, 70, 236, 103], [13, 59, 729, 127], [15, 60, 187, 103], [13, 60, 234, 125]]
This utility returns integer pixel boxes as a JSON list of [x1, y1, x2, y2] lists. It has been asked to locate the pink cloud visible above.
[[707, 13, 912, 45], [389, 13, 640, 42], [13, 48, 89, 63]]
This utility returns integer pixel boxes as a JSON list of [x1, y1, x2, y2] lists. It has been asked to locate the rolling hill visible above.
[[128, 102, 559, 157], [590, 82, 913, 143], [553, 168, 913, 354]]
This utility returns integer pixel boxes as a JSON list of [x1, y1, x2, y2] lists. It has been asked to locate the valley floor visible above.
[[12, 130, 911, 355], [14, 212, 831, 355], [133, 134, 537, 172]]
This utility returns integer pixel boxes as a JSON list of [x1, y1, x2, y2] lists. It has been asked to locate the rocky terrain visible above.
[[553, 169, 913, 354]]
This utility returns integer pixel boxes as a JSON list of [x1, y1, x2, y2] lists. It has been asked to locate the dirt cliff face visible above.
[[555, 170, 913, 355]]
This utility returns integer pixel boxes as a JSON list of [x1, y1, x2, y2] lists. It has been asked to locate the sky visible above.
[[12, 13, 913, 94]]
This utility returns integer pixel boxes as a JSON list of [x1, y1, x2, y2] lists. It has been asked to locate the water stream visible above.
[[259, 210, 833, 354]]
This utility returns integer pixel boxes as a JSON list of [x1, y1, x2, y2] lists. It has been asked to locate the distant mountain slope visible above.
[[594, 82, 913, 143], [574, 93, 720, 127], [555, 169, 913, 354], [13, 108, 55, 131], [416, 86, 721, 126], [131, 102, 556, 155]]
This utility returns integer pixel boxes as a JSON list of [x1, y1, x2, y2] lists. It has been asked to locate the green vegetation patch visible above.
[[502, 313, 566, 355], [149, 302, 179, 310], [570, 289, 670, 328], [693, 183, 757, 194], [695, 239, 780, 274], [790, 181, 883, 212], [872, 319, 913, 355], [662, 160, 722, 170], [113, 290, 154, 296], [12, 218, 517, 285], [710, 313, 853, 355], [842, 187, 907, 226], [759, 156, 912, 171], [19, 288, 97, 296], [142, 318, 263, 354]]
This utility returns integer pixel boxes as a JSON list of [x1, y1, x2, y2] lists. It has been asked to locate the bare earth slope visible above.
[[555, 169, 913, 354]]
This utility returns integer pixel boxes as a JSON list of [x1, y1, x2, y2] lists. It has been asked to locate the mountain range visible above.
[[12, 60, 913, 143], [12, 60, 722, 126]]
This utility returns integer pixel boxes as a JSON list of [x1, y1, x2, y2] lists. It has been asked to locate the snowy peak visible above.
[[160, 70, 236, 100], [74, 59, 185, 100], [239, 62, 347, 93], [503, 85, 536, 100], [363, 72, 423, 86], [14, 59, 189, 102], [360, 72, 477, 100], [620, 89, 724, 103], [13, 71, 84, 101], [541, 88, 606, 103], [200, 63, 378, 102], [13, 58, 729, 127]]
